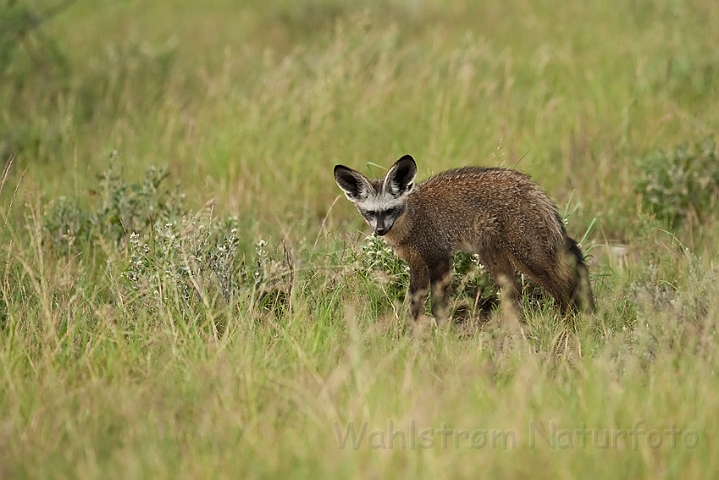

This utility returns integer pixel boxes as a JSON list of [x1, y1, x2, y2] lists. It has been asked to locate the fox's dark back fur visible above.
[[334, 157, 595, 325]]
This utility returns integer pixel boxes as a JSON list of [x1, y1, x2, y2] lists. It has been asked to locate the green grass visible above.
[[1, 0, 719, 478]]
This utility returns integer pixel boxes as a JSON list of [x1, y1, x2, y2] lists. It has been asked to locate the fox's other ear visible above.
[[334, 165, 372, 202], [384, 155, 417, 196]]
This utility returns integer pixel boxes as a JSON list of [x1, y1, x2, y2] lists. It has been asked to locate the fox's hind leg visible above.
[[481, 250, 522, 324], [515, 240, 595, 314]]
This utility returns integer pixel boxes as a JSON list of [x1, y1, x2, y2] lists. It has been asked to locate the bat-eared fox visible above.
[[334, 155, 595, 327]]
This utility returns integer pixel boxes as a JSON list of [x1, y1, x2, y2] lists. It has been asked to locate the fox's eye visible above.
[[360, 209, 377, 220]]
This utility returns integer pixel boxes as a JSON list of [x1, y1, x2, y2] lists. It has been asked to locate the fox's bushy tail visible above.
[[566, 236, 596, 313]]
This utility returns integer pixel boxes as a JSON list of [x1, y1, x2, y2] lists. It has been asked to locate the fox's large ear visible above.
[[334, 165, 373, 202], [384, 155, 417, 196]]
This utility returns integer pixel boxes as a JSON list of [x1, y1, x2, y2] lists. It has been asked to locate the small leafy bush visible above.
[[94, 158, 186, 243], [125, 214, 240, 307], [44, 155, 186, 251], [451, 251, 499, 311], [43, 159, 294, 313], [635, 136, 719, 227], [357, 234, 498, 316], [359, 234, 409, 286], [126, 217, 293, 312], [43, 195, 91, 253]]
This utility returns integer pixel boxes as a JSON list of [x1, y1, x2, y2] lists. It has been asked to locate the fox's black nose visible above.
[[375, 226, 389, 236]]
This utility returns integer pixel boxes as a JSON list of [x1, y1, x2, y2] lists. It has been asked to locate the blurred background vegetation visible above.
[[2, 0, 717, 239]]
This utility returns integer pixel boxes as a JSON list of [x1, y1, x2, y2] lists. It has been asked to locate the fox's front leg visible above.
[[428, 258, 452, 328], [407, 263, 430, 325]]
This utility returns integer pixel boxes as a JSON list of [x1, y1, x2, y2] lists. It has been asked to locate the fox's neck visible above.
[[383, 208, 413, 246]]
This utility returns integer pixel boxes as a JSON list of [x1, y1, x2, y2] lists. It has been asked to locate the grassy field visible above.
[[1, 0, 719, 478]]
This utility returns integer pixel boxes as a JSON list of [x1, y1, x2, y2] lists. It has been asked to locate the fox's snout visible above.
[[372, 212, 396, 236], [374, 225, 390, 236]]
